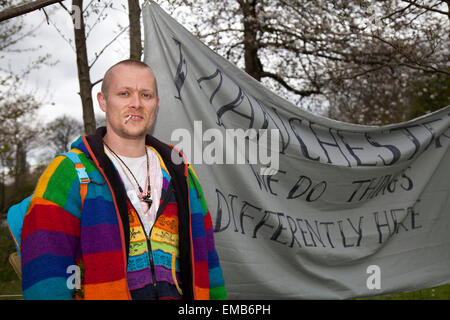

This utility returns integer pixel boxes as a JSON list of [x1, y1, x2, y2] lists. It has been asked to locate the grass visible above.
[[358, 283, 450, 300], [0, 223, 22, 299], [0, 224, 448, 300]]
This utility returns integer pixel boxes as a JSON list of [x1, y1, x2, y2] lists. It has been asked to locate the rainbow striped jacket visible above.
[[21, 127, 227, 300]]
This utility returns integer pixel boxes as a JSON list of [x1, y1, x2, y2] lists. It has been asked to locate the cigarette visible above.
[[124, 115, 132, 124]]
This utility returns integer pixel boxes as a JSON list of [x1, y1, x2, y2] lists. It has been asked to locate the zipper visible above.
[[131, 178, 175, 300], [133, 208, 159, 300], [146, 237, 159, 300]]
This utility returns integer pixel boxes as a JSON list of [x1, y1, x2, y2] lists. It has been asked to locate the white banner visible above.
[[142, 1, 450, 299]]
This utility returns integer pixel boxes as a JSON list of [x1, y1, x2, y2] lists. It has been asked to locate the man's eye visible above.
[[142, 93, 152, 98], [119, 92, 129, 96]]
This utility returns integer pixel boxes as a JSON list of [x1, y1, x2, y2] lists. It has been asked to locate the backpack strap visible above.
[[58, 151, 90, 208], [59, 151, 90, 183], [7, 151, 91, 259]]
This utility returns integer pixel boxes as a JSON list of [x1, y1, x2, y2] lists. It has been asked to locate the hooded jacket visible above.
[[20, 127, 227, 300]]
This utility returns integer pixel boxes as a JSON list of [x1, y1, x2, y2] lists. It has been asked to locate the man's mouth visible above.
[[124, 115, 143, 123]]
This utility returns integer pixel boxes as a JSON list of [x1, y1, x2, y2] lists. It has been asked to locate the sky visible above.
[[2, 0, 293, 128], [3, 0, 137, 125]]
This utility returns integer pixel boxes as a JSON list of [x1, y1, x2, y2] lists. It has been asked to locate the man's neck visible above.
[[103, 131, 147, 158]]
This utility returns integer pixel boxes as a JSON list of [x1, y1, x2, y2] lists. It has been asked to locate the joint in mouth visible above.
[[124, 115, 133, 124]]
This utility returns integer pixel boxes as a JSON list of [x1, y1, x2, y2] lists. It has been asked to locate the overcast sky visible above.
[[4, 0, 138, 124]]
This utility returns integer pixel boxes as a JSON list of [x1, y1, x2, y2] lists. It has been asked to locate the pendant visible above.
[[138, 190, 153, 205], [142, 197, 153, 206]]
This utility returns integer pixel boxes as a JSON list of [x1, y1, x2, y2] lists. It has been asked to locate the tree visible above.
[[71, 0, 97, 134], [167, 0, 449, 125], [0, 0, 52, 85], [1, 0, 146, 133], [128, 0, 143, 60], [49, 0, 143, 133], [0, 0, 145, 216], [0, 83, 41, 194], [0, 0, 52, 214], [0, 0, 63, 22], [44, 115, 83, 154], [408, 72, 450, 119]]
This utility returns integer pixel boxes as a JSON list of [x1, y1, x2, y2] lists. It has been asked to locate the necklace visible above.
[[104, 142, 153, 206]]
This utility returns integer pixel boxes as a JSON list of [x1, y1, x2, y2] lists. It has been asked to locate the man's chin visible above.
[[121, 125, 152, 140]]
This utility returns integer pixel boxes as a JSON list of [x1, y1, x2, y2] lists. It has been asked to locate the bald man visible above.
[[20, 59, 227, 300]]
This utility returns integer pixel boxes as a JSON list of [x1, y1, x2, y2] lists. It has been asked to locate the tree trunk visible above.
[[13, 142, 27, 191], [0, 171, 5, 215], [128, 0, 142, 60], [72, 0, 96, 134], [239, 0, 263, 81], [446, 0, 450, 25]]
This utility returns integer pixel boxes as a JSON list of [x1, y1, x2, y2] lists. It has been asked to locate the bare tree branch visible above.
[[91, 78, 103, 88], [89, 25, 129, 68], [400, 0, 449, 17], [0, 0, 65, 22], [260, 71, 320, 97], [85, 3, 109, 39]]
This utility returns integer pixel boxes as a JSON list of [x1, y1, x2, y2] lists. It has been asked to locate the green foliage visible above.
[[357, 283, 450, 300], [0, 165, 43, 219], [0, 225, 22, 297], [408, 72, 450, 120]]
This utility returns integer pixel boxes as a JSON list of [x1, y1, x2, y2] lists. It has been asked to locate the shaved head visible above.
[[101, 59, 158, 98], [97, 59, 160, 148]]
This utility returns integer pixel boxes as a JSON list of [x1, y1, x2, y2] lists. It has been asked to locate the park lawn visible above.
[[0, 225, 448, 300], [0, 224, 22, 299], [360, 283, 450, 300]]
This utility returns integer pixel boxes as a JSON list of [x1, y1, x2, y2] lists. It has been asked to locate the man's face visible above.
[[97, 64, 159, 140]]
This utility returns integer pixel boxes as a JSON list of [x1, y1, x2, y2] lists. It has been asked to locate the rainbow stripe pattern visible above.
[[20, 134, 226, 300], [126, 164, 183, 299]]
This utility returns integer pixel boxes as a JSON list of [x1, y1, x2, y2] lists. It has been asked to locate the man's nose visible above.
[[129, 93, 141, 108]]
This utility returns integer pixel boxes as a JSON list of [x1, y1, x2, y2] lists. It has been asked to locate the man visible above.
[[20, 59, 227, 300]]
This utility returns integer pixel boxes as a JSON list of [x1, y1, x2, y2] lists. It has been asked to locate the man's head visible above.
[[97, 59, 159, 141]]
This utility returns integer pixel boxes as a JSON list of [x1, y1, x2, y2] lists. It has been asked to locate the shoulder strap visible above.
[[7, 151, 91, 261], [58, 151, 90, 208], [58, 151, 90, 184]]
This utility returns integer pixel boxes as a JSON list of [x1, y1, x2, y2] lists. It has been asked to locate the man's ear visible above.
[[97, 92, 106, 112], [157, 98, 160, 111]]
